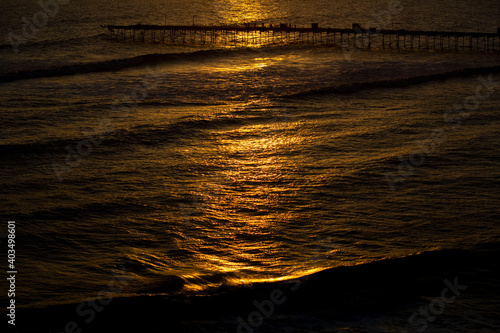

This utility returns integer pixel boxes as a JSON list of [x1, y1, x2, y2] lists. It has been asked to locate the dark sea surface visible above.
[[0, 0, 499, 332]]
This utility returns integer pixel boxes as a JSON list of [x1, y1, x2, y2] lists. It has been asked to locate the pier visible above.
[[102, 23, 500, 52]]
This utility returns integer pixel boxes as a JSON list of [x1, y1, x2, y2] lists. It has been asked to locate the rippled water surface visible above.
[[0, 0, 499, 314]]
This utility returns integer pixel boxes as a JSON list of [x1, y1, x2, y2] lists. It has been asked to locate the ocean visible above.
[[1, 0, 500, 332]]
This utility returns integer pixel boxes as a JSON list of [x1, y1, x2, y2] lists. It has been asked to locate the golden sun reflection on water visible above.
[[214, 0, 279, 25], [171, 108, 310, 287], [202, 56, 286, 73]]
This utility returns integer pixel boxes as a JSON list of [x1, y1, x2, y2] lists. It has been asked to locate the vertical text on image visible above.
[[7, 221, 17, 326]]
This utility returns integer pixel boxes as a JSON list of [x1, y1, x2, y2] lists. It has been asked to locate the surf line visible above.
[[237, 236, 339, 333], [51, 268, 133, 333]]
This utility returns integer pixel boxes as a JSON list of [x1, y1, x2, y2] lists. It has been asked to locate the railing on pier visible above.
[[101, 23, 500, 52]]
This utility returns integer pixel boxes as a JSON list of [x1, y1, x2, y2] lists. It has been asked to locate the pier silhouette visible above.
[[102, 23, 500, 52]]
